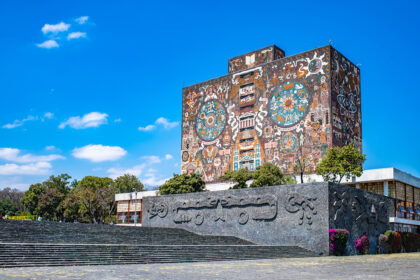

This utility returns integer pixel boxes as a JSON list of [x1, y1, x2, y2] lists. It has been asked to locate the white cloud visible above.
[[114, 118, 122, 123], [0, 162, 52, 175], [107, 164, 146, 179], [165, 154, 173, 160], [106, 163, 168, 186], [67, 32, 87, 40], [72, 145, 127, 162], [138, 117, 178, 132], [44, 112, 54, 119], [45, 145, 56, 151], [0, 148, 64, 163], [138, 124, 156, 131], [0, 178, 30, 191], [37, 40, 59, 49], [59, 112, 108, 129], [41, 22, 70, 34], [142, 171, 168, 187], [3, 115, 36, 129], [141, 155, 161, 164], [75, 16, 89, 24], [3, 113, 53, 128], [155, 117, 179, 129]]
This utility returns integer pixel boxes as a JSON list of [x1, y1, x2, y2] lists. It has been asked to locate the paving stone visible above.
[[0, 253, 418, 280]]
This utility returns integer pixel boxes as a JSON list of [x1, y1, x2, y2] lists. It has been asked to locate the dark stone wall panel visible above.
[[143, 183, 330, 255], [329, 183, 394, 254]]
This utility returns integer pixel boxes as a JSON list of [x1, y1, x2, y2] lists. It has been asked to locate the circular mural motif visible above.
[[280, 133, 298, 153], [308, 58, 322, 74], [269, 81, 310, 127], [196, 100, 227, 141]]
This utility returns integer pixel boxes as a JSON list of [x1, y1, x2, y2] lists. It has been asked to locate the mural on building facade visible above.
[[331, 49, 362, 149], [182, 45, 361, 182], [228, 45, 285, 73]]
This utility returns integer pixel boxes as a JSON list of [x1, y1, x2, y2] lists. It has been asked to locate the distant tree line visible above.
[[0, 174, 144, 223]]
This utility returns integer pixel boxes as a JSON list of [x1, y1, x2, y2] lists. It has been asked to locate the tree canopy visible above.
[[0, 187, 24, 213], [21, 174, 118, 223], [114, 174, 144, 193], [220, 168, 252, 189], [21, 174, 72, 220], [316, 144, 366, 183], [158, 173, 205, 195], [0, 199, 19, 216], [220, 163, 296, 188], [250, 163, 296, 187], [70, 176, 116, 224]]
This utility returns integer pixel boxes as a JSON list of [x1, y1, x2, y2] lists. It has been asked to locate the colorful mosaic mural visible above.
[[269, 81, 310, 127], [182, 45, 361, 182], [331, 49, 362, 149], [228, 45, 285, 73], [196, 100, 227, 141]]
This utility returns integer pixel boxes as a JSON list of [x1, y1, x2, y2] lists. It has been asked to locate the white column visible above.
[[384, 181, 389, 196], [356, 184, 360, 189]]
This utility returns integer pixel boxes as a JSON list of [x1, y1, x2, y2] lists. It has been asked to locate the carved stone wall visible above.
[[143, 182, 330, 255], [329, 183, 394, 255], [143, 183, 394, 255]]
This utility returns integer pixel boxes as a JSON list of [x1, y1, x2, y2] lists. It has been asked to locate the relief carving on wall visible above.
[[148, 202, 168, 219], [351, 196, 388, 236], [171, 194, 278, 225], [333, 191, 389, 236], [285, 193, 317, 227]]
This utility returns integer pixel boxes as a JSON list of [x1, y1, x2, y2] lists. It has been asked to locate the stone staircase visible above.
[[0, 221, 318, 267], [0, 220, 252, 245]]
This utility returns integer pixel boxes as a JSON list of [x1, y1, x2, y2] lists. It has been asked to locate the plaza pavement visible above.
[[0, 253, 418, 280]]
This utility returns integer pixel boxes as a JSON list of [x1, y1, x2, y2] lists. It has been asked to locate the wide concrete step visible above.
[[0, 221, 252, 245], [0, 243, 317, 268]]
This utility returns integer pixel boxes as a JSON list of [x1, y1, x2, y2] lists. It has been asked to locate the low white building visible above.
[[115, 190, 157, 226]]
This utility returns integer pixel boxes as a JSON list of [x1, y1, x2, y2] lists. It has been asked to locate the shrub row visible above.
[[329, 229, 420, 255]]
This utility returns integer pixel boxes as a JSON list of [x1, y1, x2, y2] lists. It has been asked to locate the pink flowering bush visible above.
[[355, 234, 370, 255], [329, 229, 349, 256]]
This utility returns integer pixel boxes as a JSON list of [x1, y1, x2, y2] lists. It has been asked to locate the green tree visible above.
[[220, 169, 252, 189], [0, 199, 19, 216], [114, 174, 144, 193], [62, 193, 84, 222], [158, 173, 205, 195], [21, 183, 46, 215], [251, 163, 296, 187], [316, 144, 366, 183], [43, 174, 72, 195], [72, 176, 116, 224], [35, 188, 66, 220], [0, 188, 25, 212], [21, 174, 72, 220]]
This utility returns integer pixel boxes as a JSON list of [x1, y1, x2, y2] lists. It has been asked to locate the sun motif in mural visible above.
[[306, 52, 328, 77], [196, 100, 227, 141], [269, 81, 310, 127], [280, 133, 298, 153]]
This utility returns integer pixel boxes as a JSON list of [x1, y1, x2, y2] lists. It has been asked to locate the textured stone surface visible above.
[[0, 243, 317, 268], [0, 253, 418, 280], [329, 183, 394, 254], [143, 182, 330, 255], [0, 220, 252, 245], [144, 182, 395, 255]]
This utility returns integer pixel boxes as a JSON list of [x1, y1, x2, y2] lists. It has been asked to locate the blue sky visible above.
[[0, 0, 419, 191]]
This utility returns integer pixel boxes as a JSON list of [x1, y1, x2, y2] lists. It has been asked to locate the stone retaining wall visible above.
[[142, 182, 394, 255]]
